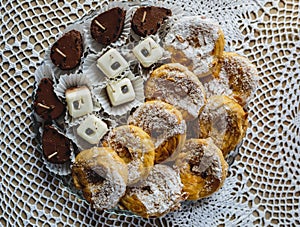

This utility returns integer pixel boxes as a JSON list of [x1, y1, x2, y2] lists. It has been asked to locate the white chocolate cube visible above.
[[106, 78, 135, 106], [65, 86, 93, 118], [77, 115, 108, 144], [97, 48, 129, 78], [133, 37, 163, 68]]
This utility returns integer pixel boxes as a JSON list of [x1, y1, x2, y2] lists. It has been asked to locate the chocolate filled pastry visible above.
[[50, 30, 83, 70], [34, 78, 65, 121], [102, 125, 155, 186], [120, 164, 187, 218], [145, 63, 206, 121], [164, 16, 225, 78], [175, 138, 228, 200], [128, 100, 186, 164], [131, 6, 172, 37], [198, 95, 248, 157], [205, 52, 258, 106], [90, 7, 126, 45], [42, 125, 71, 164], [72, 147, 128, 210]]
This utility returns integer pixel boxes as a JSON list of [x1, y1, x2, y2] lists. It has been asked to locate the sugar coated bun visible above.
[[71, 147, 128, 210]]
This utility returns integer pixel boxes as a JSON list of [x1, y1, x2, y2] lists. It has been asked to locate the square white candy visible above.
[[133, 37, 163, 68], [77, 115, 108, 144], [106, 78, 135, 106], [97, 48, 129, 78], [65, 86, 93, 118]]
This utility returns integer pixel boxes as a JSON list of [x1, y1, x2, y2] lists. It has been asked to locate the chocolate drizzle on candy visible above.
[[50, 30, 83, 70], [90, 7, 126, 45], [34, 78, 65, 121], [131, 6, 172, 37]]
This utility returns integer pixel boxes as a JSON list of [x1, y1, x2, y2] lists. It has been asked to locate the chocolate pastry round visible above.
[[131, 6, 172, 37], [90, 7, 126, 45], [50, 30, 83, 70], [42, 125, 71, 164], [34, 78, 65, 121]]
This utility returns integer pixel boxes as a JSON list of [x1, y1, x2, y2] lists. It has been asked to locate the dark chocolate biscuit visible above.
[[42, 125, 71, 164], [90, 7, 126, 45], [50, 30, 83, 70], [131, 6, 172, 37], [34, 78, 65, 121]]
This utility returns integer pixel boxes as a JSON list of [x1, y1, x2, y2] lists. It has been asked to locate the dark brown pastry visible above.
[[34, 78, 65, 121], [131, 6, 172, 37], [50, 30, 83, 70], [42, 125, 71, 164], [90, 7, 126, 45]]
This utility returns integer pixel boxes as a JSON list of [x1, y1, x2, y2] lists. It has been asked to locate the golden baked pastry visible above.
[[128, 100, 186, 164], [71, 147, 128, 210], [198, 95, 248, 157], [175, 138, 228, 200], [164, 16, 225, 78], [145, 63, 206, 121], [102, 125, 155, 186], [120, 164, 187, 218], [206, 52, 258, 106]]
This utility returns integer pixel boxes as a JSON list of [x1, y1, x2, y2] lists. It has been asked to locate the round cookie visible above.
[[102, 125, 155, 186], [128, 100, 186, 164], [198, 95, 248, 157], [50, 30, 83, 70], [205, 52, 258, 106], [175, 138, 228, 200], [120, 164, 187, 218], [71, 147, 128, 210], [164, 16, 225, 78], [145, 63, 206, 121]]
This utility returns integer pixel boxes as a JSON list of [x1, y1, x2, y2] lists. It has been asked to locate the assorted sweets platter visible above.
[[33, 1, 258, 218]]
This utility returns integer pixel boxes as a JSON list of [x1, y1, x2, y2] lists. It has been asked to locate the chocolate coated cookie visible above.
[[90, 7, 126, 45], [50, 30, 83, 70]]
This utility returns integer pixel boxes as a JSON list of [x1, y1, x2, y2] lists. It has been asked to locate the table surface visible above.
[[1, 0, 299, 226]]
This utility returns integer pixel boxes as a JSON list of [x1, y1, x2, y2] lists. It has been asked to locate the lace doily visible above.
[[1, 0, 299, 226]]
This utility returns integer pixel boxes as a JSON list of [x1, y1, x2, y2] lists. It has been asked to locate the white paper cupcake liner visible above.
[[82, 53, 108, 86], [84, 1, 134, 54], [38, 125, 75, 176], [54, 73, 101, 127], [44, 23, 87, 78], [93, 70, 145, 116], [65, 113, 117, 151]]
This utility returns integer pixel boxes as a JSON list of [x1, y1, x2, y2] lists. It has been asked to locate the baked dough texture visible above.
[[103, 125, 155, 186], [145, 63, 206, 121], [128, 100, 186, 164], [72, 147, 128, 210], [164, 16, 225, 78], [175, 138, 228, 200], [198, 95, 248, 157], [120, 164, 187, 218]]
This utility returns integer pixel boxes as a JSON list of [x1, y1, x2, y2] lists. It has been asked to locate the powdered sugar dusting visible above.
[[72, 147, 128, 210], [105, 126, 154, 185], [128, 101, 186, 148], [204, 53, 258, 105], [146, 63, 206, 120], [164, 16, 221, 76], [126, 164, 184, 217], [193, 139, 222, 180]]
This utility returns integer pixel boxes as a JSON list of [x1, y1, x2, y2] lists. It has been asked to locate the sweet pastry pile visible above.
[[33, 2, 258, 218]]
